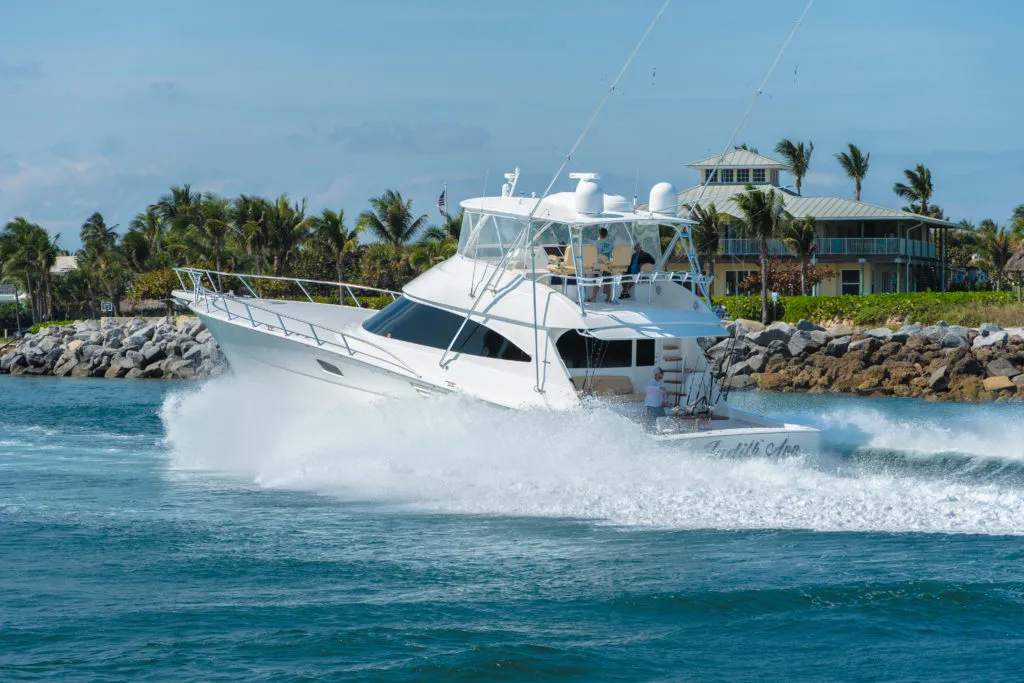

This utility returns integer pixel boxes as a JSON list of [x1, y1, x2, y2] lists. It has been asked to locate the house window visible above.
[[703, 169, 718, 183], [736, 168, 750, 183], [720, 169, 734, 183], [363, 297, 531, 362], [841, 269, 861, 296], [724, 270, 753, 295], [752, 168, 766, 183]]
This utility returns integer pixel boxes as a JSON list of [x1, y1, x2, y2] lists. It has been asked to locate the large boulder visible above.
[[140, 341, 166, 365], [795, 319, 826, 332], [747, 322, 794, 347], [986, 357, 1019, 378], [928, 366, 950, 392], [788, 330, 828, 357], [765, 339, 792, 359], [973, 331, 1008, 349], [864, 327, 894, 341], [825, 335, 851, 357], [983, 376, 1015, 392], [979, 322, 1003, 334]]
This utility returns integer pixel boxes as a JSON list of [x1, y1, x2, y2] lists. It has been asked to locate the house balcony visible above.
[[718, 238, 936, 259]]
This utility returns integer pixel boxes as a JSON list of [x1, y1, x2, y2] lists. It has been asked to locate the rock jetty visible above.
[[0, 317, 227, 379], [711, 319, 1024, 402]]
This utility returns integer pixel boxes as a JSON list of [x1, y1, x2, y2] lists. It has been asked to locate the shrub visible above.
[[28, 320, 77, 334], [720, 291, 1020, 326]]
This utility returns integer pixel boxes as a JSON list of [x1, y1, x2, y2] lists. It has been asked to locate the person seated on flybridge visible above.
[[644, 367, 668, 423], [588, 228, 617, 304], [619, 243, 655, 300]]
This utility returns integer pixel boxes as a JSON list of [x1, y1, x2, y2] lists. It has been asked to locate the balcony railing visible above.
[[719, 238, 936, 259]]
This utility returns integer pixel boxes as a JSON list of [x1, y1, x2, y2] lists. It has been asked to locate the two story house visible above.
[[676, 150, 956, 297]]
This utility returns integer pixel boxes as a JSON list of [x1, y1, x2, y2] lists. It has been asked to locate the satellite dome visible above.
[[649, 182, 677, 215], [574, 176, 604, 215]]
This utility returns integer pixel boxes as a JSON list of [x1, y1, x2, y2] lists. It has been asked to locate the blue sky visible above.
[[1, 0, 1022, 248]]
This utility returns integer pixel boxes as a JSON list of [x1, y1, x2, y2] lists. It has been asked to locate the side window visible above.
[[556, 330, 631, 369], [636, 339, 655, 366], [363, 297, 530, 362]]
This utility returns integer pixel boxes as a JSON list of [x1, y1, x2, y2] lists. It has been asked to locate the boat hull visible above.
[[196, 311, 453, 401], [651, 424, 821, 457]]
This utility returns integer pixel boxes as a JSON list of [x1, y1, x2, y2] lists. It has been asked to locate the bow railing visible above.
[[173, 267, 400, 308], [173, 268, 418, 378]]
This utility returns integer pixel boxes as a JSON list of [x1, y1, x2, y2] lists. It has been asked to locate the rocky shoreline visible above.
[[710, 319, 1024, 401], [0, 317, 227, 379]]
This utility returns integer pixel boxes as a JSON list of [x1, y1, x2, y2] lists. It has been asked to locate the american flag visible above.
[[437, 188, 447, 216]]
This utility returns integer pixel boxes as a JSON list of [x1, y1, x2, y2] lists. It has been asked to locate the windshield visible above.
[[458, 211, 664, 265]]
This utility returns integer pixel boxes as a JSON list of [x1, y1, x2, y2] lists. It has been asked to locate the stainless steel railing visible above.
[[173, 267, 400, 308], [173, 268, 419, 378]]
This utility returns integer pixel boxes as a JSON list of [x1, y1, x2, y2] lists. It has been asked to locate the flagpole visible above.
[[444, 183, 448, 218]]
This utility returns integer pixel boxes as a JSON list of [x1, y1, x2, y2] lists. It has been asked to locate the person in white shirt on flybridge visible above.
[[644, 366, 668, 424]]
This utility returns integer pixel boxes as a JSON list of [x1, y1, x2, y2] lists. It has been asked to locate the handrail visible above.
[[173, 267, 401, 308], [177, 274, 420, 379]]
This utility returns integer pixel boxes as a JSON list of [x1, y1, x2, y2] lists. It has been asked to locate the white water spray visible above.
[[162, 378, 1024, 536]]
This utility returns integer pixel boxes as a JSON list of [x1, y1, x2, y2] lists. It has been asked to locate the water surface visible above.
[[2, 376, 1024, 680]]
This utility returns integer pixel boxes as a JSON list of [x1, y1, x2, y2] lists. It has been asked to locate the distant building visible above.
[[51, 255, 78, 275], [678, 150, 957, 296]]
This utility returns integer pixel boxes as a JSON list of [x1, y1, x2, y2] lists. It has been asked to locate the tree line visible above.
[[0, 187, 463, 327]]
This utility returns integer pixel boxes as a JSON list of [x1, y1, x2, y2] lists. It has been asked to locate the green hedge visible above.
[[720, 291, 1019, 326], [28, 320, 77, 334]]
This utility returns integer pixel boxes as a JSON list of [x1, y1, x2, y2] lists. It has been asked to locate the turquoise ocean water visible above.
[[2, 374, 1024, 681]]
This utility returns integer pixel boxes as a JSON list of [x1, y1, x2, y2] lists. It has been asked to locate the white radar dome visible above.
[[649, 182, 677, 215], [574, 178, 604, 215]]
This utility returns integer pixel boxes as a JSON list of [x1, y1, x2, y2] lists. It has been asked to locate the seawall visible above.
[[0, 317, 228, 379], [711, 319, 1024, 401]]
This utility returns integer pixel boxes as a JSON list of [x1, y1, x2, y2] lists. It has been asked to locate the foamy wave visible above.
[[161, 377, 1024, 536]]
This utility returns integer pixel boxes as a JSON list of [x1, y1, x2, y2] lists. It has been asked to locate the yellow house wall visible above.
[[711, 261, 876, 297]]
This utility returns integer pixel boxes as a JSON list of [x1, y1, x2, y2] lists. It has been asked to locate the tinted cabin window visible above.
[[556, 330, 631, 369], [363, 297, 530, 362], [636, 339, 656, 366]]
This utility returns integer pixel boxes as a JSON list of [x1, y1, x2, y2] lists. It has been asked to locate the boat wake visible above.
[[162, 377, 1024, 535]]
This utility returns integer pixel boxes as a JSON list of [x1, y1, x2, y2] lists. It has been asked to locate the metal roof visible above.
[[677, 185, 957, 226], [687, 150, 788, 170]]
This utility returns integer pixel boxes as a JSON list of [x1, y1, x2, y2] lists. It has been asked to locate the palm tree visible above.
[[231, 195, 270, 275], [731, 186, 790, 323], [781, 214, 817, 295], [410, 238, 457, 273], [358, 190, 428, 247], [774, 139, 814, 195], [187, 194, 233, 275], [688, 203, 724, 277], [1010, 204, 1024, 239], [129, 206, 166, 254], [893, 164, 934, 216], [0, 218, 60, 322], [265, 194, 315, 275], [734, 143, 759, 154], [308, 208, 361, 282], [978, 219, 1015, 291], [80, 212, 119, 254], [834, 144, 870, 201], [156, 184, 202, 237]]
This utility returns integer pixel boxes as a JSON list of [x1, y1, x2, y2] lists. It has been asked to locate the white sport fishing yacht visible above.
[[172, 171, 820, 456]]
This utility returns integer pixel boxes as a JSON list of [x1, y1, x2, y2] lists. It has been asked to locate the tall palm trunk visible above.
[[854, 180, 861, 202], [760, 241, 770, 324], [45, 272, 54, 321], [800, 259, 808, 296], [24, 272, 36, 324]]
